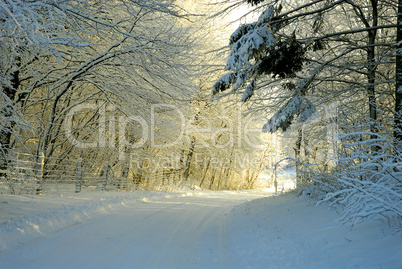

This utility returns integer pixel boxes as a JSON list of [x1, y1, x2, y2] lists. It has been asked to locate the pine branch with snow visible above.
[[262, 95, 315, 132], [213, 4, 306, 107]]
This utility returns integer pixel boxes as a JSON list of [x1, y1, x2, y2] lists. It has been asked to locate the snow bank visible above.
[[226, 192, 402, 268]]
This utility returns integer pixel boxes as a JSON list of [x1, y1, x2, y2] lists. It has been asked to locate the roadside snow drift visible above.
[[227, 193, 402, 268]]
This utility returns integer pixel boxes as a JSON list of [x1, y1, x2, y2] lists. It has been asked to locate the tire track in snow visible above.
[[0, 192, 265, 269]]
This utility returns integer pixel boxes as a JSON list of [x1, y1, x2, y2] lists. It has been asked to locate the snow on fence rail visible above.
[[0, 151, 168, 195], [0, 151, 184, 195], [0, 151, 100, 194]]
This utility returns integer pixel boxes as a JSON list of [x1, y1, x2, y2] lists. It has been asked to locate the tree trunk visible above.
[[119, 163, 130, 190], [294, 128, 303, 182], [181, 138, 195, 182], [209, 169, 216, 190], [199, 157, 211, 188], [0, 69, 19, 177], [395, 0, 402, 152], [367, 0, 379, 153]]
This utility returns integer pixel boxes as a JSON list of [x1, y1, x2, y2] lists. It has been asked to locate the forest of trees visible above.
[[1, 0, 401, 224], [0, 0, 274, 194], [214, 0, 402, 224]]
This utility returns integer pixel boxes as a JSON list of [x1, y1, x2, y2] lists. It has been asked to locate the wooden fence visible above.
[[0, 151, 187, 195]]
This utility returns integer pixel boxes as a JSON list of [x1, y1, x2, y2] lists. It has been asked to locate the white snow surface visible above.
[[0, 189, 401, 268]]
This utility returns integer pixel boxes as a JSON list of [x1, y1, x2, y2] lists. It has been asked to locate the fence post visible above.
[[102, 161, 108, 191], [75, 158, 83, 193], [274, 165, 278, 194], [120, 163, 129, 191], [36, 152, 44, 195]]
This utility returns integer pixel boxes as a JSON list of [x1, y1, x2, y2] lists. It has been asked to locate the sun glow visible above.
[[227, 3, 257, 31]]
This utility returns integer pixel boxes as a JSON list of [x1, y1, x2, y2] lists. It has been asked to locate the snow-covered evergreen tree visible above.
[[212, 2, 310, 131]]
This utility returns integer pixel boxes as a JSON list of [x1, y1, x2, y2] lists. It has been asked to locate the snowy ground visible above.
[[0, 189, 401, 268]]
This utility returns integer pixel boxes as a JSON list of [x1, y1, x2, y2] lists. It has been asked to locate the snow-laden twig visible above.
[[315, 132, 402, 226]]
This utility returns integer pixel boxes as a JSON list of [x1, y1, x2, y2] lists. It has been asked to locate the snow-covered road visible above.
[[0, 191, 267, 269], [1, 190, 401, 269]]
